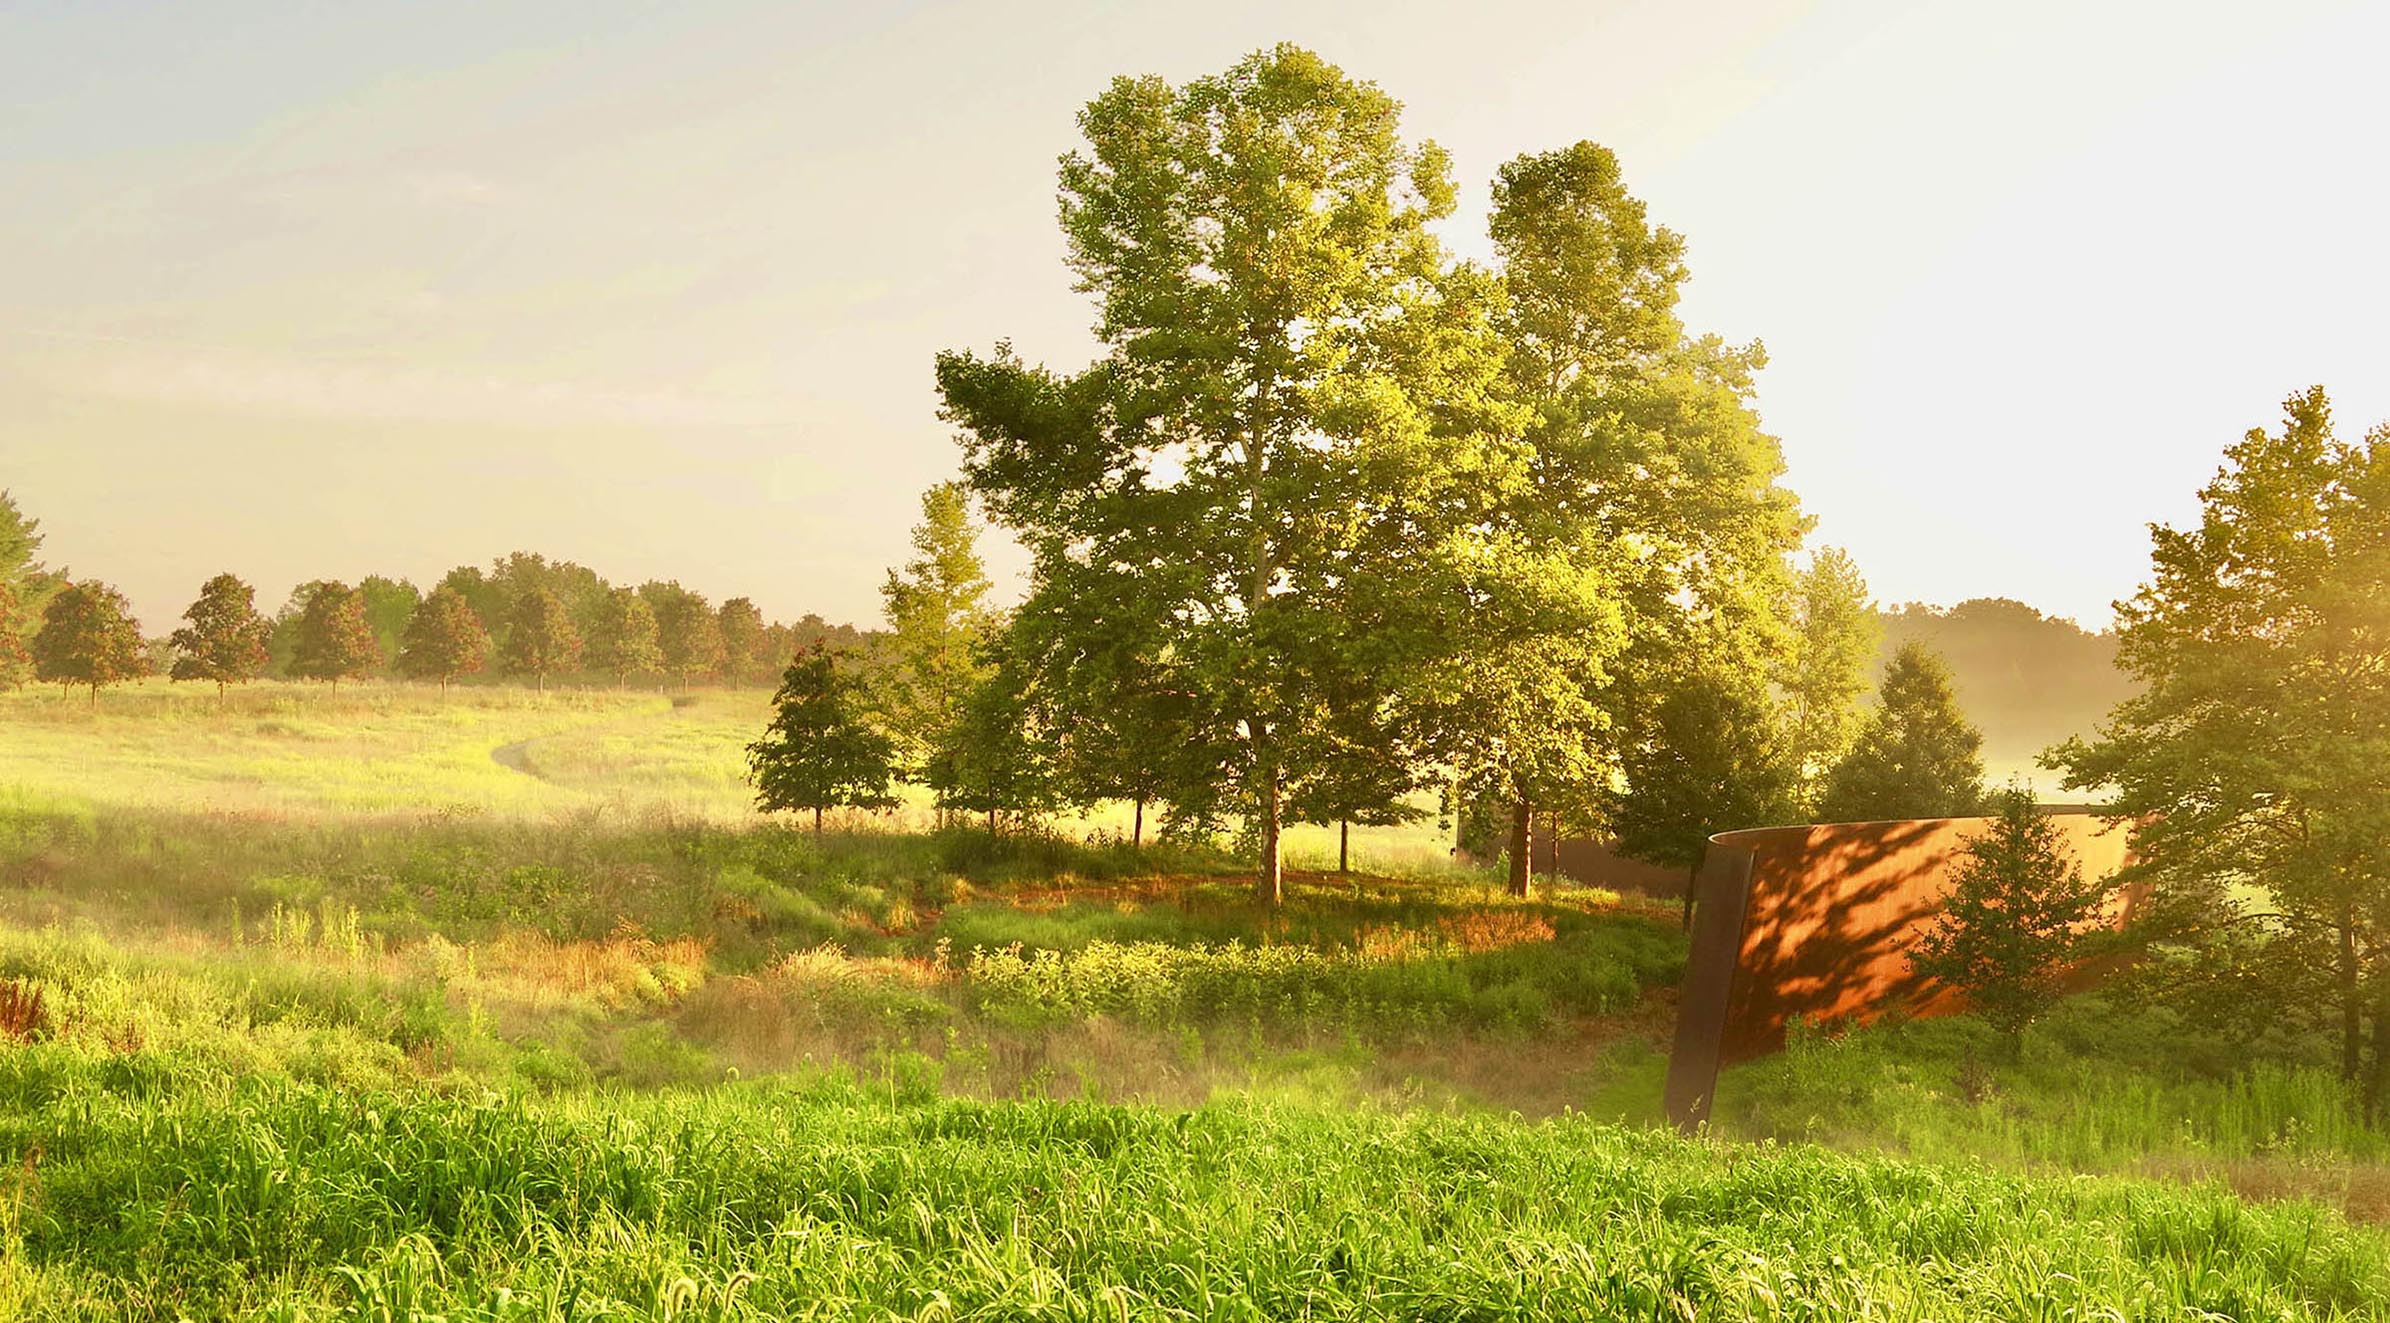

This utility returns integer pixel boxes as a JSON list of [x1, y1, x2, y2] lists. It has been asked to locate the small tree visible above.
[[0, 582, 33, 690], [748, 645, 900, 834], [357, 576, 422, 673], [717, 597, 768, 685], [499, 587, 581, 693], [286, 582, 382, 686], [32, 581, 149, 704], [1908, 786, 2109, 1047], [1816, 642, 1985, 822], [585, 587, 663, 689], [397, 586, 490, 691], [168, 572, 272, 697]]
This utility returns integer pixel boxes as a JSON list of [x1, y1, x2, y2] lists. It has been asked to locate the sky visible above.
[[3, 0, 2385, 634]]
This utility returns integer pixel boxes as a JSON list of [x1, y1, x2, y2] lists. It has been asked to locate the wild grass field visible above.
[[2, 681, 2387, 1317]]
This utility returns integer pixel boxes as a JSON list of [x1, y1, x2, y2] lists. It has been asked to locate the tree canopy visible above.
[[499, 587, 582, 692], [32, 581, 149, 703], [397, 585, 491, 690], [748, 645, 900, 833], [2055, 387, 2390, 1096], [1817, 642, 1985, 822], [168, 573, 272, 695], [285, 582, 381, 686]]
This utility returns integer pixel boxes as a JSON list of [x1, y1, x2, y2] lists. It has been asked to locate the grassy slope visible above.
[[3, 682, 2389, 1316]]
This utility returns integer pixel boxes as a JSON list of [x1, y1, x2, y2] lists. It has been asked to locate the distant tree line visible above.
[[746, 46, 1995, 905], [0, 501, 866, 702]]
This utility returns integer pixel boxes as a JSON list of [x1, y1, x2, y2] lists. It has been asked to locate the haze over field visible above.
[[5, 0, 2387, 633]]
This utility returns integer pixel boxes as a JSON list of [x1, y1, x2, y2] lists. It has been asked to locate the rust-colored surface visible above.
[[1664, 810, 2138, 1127]]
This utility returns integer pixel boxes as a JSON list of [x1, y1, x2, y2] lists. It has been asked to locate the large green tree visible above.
[[285, 582, 382, 686], [1817, 641, 1985, 822], [940, 47, 1526, 903], [2056, 387, 2390, 1096], [356, 576, 422, 673], [1434, 140, 1804, 895], [748, 644, 901, 834], [499, 587, 581, 693], [584, 587, 663, 688], [32, 581, 149, 704], [396, 585, 490, 690], [167, 573, 272, 696], [871, 482, 993, 784], [1783, 546, 1879, 808]]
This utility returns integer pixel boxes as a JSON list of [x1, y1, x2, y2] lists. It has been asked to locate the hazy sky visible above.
[[4, 0, 2385, 633]]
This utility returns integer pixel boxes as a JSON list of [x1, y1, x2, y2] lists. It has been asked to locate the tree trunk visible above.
[[987, 808, 998, 836], [89, 683, 99, 709], [1507, 798, 1532, 898], [1256, 761, 1284, 907], [1132, 796, 1145, 849], [2344, 907, 2364, 1082], [1546, 810, 1561, 887], [812, 805, 823, 836], [1339, 820, 1350, 875], [1681, 863, 1699, 931]]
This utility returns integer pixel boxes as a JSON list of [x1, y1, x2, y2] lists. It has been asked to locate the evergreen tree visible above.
[[32, 581, 149, 704], [716, 596, 768, 685], [1909, 785, 2109, 1047], [285, 582, 381, 687], [396, 585, 490, 690], [871, 482, 992, 778], [584, 586, 663, 688], [1783, 547, 1879, 807], [1610, 631, 1798, 927], [498, 587, 581, 693], [1817, 642, 1985, 821], [0, 582, 34, 690], [748, 645, 900, 834], [167, 572, 272, 696]]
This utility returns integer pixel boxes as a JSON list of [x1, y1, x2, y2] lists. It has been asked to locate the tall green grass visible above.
[[2, 1055, 2383, 1320]]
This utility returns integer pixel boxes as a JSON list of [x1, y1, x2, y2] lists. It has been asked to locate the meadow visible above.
[[2, 680, 2387, 1317]]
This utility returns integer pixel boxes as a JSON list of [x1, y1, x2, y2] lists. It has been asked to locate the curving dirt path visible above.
[[490, 738, 545, 780]]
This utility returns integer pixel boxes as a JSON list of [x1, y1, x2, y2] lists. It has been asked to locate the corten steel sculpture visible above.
[[1662, 811, 2138, 1129]]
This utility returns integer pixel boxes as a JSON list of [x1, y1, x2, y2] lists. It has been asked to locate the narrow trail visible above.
[[490, 738, 545, 780]]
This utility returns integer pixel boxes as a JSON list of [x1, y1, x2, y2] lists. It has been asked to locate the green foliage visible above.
[[355, 574, 421, 669], [1909, 786, 2111, 1040], [715, 595, 767, 684], [1883, 596, 2132, 765], [1783, 546, 1878, 803], [497, 587, 581, 690], [583, 585, 663, 687], [166, 572, 273, 694], [1, 1063, 2381, 1319], [924, 639, 1065, 826], [646, 582, 723, 690], [871, 481, 992, 776], [1817, 641, 1985, 821], [284, 581, 382, 685], [1608, 628, 1795, 880], [0, 582, 37, 691], [748, 645, 899, 830], [2055, 387, 2390, 1098], [30, 581, 149, 701], [0, 488, 63, 618], [394, 585, 489, 688]]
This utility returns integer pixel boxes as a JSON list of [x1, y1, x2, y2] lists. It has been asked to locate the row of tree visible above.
[[745, 47, 1996, 906], [0, 503, 867, 700]]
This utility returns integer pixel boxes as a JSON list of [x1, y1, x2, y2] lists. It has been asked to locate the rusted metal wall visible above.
[[1663, 811, 2138, 1128]]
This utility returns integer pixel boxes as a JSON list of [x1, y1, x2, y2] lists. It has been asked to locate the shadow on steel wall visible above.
[[1662, 811, 2139, 1129]]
